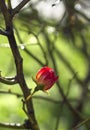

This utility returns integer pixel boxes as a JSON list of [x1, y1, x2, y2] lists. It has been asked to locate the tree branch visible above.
[[12, 0, 31, 16], [14, 25, 46, 66], [0, 90, 22, 98], [72, 118, 90, 130], [0, 29, 9, 36], [0, 1, 39, 129], [0, 76, 17, 85], [0, 122, 24, 129]]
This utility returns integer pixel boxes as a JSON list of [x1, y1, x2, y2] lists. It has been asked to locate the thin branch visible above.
[[0, 90, 82, 104], [0, 0, 11, 27], [75, 9, 90, 22], [14, 25, 45, 66], [0, 76, 17, 85], [24, 48, 45, 66], [54, 47, 83, 86], [66, 72, 78, 97], [0, 90, 22, 98], [55, 72, 78, 130], [72, 118, 90, 130], [28, 31, 48, 65], [33, 95, 61, 104], [0, 122, 24, 129], [42, 30, 85, 125], [13, 14, 46, 64], [0, 42, 44, 66], [0, 29, 9, 36], [12, 0, 31, 16]]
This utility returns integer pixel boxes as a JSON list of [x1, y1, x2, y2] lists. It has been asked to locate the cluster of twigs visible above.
[[0, 0, 90, 130]]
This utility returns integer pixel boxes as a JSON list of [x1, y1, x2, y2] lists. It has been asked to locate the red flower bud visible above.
[[36, 66, 58, 91]]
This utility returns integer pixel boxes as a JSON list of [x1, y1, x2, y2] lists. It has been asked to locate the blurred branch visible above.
[[42, 29, 89, 129], [14, 25, 46, 66], [0, 42, 45, 66], [44, 29, 80, 107], [0, 90, 22, 98], [72, 117, 90, 130], [55, 72, 80, 130], [0, 89, 84, 104], [56, 82, 86, 126], [75, 9, 90, 22], [55, 99, 66, 130], [33, 95, 61, 104], [0, 29, 9, 36], [54, 47, 83, 85], [0, 89, 82, 105], [24, 48, 45, 66], [28, 31, 48, 65], [66, 72, 78, 97], [7, 0, 12, 9]]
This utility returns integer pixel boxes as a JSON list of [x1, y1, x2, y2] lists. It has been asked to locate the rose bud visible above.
[[26, 67, 58, 101], [35, 66, 58, 91]]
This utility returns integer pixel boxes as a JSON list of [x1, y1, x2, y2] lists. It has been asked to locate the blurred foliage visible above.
[[0, 0, 90, 130]]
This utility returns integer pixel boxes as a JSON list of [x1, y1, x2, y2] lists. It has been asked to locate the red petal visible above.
[[36, 66, 52, 80]]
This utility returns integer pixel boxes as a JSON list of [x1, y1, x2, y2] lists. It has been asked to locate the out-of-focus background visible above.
[[0, 0, 90, 130]]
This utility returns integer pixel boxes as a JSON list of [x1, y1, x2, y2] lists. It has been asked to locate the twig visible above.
[[0, 90, 22, 98], [14, 25, 46, 66], [42, 30, 85, 126], [12, 0, 31, 16], [33, 95, 61, 104], [54, 47, 83, 86], [72, 118, 90, 130], [0, 76, 17, 85], [28, 31, 48, 65], [0, 42, 44, 66], [75, 9, 90, 22], [66, 72, 78, 97], [24, 48, 45, 66], [0, 122, 24, 129], [0, 29, 9, 36]]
